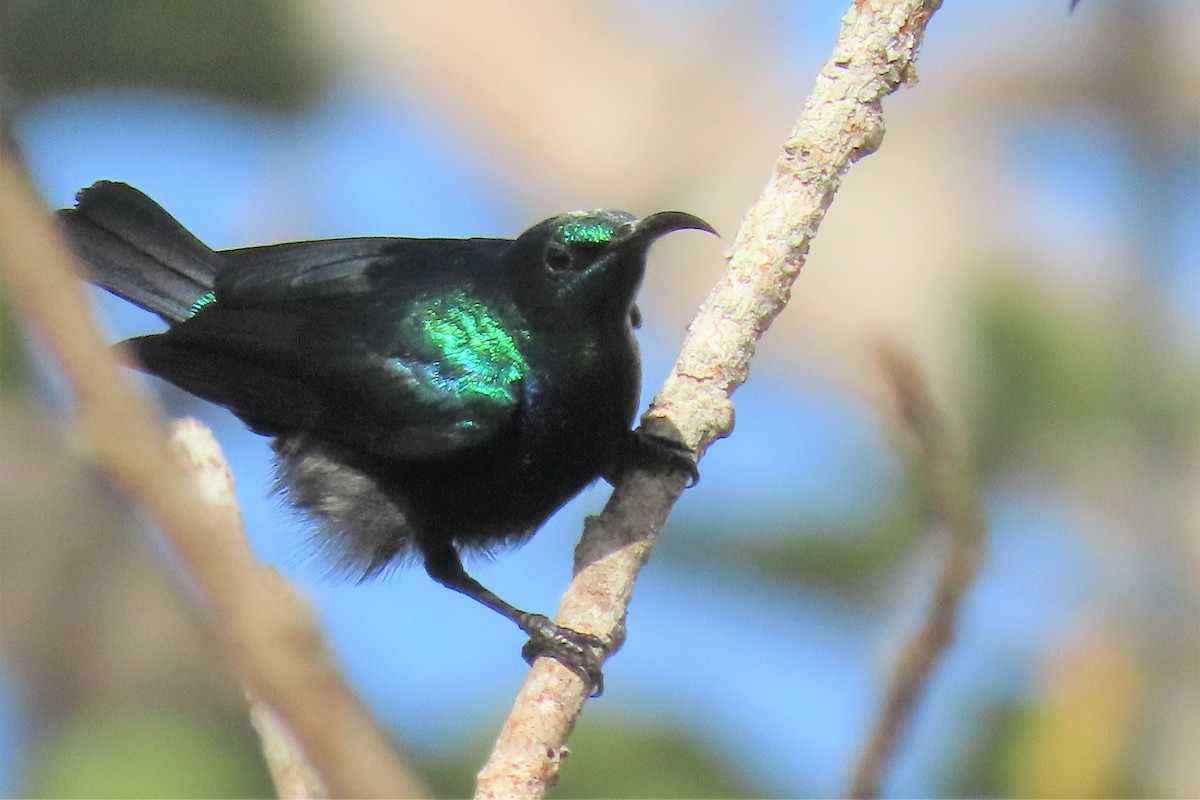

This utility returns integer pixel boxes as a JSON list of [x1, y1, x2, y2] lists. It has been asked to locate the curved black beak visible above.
[[625, 211, 718, 245]]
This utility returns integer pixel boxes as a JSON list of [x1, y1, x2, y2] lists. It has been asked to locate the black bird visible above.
[[58, 181, 713, 694]]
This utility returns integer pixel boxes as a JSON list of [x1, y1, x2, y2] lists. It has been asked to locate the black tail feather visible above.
[[57, 181, 224, 324]]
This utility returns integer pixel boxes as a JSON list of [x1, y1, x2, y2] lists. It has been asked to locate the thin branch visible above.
[[246, 690, 331, 800], [0, 162, 426, 799], [848, 345, 987, 799], [168, 420, 330, 800], [476, 2, 945, 797]]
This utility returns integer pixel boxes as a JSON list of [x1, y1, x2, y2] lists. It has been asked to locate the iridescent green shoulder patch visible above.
[[417, 292, 528, 405]]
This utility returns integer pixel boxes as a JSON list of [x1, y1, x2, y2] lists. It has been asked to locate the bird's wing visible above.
[[215, 238, 398, 302], [131, 305, 520, 458], [215, 237, 509, 303], [133, 254, 524, 459]]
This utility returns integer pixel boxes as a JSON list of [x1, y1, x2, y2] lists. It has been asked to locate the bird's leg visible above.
[[421, 539, 608, 696], [603, 428, 699, 487]]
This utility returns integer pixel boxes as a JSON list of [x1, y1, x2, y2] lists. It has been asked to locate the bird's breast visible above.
[[518, 323, 641, 464]]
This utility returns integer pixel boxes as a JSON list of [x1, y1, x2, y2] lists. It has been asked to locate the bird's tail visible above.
[[57, 181, 224, 324]]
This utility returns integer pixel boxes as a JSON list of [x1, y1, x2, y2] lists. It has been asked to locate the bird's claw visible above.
[[519, 614, 608, 697], [634, 431, 700, 487], [605, 429, 699, 488]]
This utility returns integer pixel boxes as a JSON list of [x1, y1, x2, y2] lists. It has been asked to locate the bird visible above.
[[57, 181, 714, 694]]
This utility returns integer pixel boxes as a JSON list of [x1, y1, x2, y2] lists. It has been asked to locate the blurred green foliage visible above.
[[943, 697, 1036, 797], [943, 694, 1148, 799], [661, 506, 921, 603], [0, 293, 30, 390], [549, 717, 767, 798], [22, 704, 272, 799], [967, 272, 1200, 479], [0, 0, 323, 111], [421, 714, 770, 798], [969, 273, 1131, 475]]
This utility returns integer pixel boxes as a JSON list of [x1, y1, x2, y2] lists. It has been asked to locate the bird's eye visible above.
[[544, 243, 573, 273]]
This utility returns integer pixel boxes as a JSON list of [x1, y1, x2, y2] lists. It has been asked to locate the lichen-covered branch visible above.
[[476, 2, 945, 797], [0, 162, 426, 800], [848, 346, 986, 799]]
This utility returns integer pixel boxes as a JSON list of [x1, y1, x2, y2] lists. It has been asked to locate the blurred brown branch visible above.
[[848, 344, 986, 799], [476, 2, 945, 798], [0, 162, 425, 799], [167, 419, 332, 800], [246, 687, 331, 799]]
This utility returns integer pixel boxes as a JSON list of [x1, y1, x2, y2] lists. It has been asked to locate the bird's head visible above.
[[505, 208, 715, 328]]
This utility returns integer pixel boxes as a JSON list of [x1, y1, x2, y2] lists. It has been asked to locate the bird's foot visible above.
[[606, 429, 699, 488], [517, 613, 609, 697]]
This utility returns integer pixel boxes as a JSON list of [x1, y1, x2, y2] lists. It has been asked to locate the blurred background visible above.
[[1, 0, 1198, 797]]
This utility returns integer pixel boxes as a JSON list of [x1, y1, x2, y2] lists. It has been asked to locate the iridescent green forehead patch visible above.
[[557, 219, 616, 244]]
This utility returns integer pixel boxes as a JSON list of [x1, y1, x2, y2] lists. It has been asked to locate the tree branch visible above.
[[246, 688, 331, 799], [476, 2, 945, 797], [167, 419, 331, 800], [0, 162, 426, 799], [848, 345, 986, 799]]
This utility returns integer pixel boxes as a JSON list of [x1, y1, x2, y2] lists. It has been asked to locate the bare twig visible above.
[[0, 162, 426, 799], [848, 345, 987, 799], [477, 2, 945, 797], [246, 690, 330, 800], [168, 420, 330, 800]]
